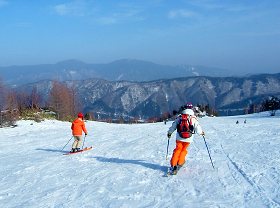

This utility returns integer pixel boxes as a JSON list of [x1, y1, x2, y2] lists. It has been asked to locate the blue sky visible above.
[[0, 0, 279, 73]]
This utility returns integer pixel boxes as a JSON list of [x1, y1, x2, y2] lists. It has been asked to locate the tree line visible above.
[[0, 79, 82, 127], [260, 96, 280, 116]]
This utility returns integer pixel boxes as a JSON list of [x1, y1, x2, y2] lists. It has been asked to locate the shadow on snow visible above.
[[36, 148, 68, 153], [93, 156, 167, 173]]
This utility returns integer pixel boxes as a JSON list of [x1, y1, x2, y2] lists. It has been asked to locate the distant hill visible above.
[[18, 73, 280, 119], [0, 59, 232, 86]]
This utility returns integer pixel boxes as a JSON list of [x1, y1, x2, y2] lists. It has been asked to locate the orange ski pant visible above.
[[170, 140, 190, 167]]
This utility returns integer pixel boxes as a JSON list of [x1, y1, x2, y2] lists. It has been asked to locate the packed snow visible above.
[[0, 112, 280, 208]]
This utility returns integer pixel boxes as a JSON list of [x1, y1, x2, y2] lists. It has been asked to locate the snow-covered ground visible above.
[[0, 112, 280, 208]]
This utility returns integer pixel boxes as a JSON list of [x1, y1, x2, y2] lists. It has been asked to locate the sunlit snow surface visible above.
[[0, 112, 280, 208]]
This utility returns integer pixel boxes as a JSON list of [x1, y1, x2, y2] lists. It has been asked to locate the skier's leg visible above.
[[71, 136, 81, 152], [170, 141, 183, 167], [178, 142, 190, 166], [72, 137, 78, 149], [76, 136, 83, 150]]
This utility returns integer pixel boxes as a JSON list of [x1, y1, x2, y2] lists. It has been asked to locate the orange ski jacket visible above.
[[71, 118, 87, 136]]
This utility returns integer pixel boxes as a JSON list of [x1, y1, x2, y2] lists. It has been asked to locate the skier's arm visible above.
[[167, 118, 179, 137], [192, 118, 204, 135]]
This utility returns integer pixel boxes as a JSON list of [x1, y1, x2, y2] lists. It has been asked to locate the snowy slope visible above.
[[0, 113, 280, 208]]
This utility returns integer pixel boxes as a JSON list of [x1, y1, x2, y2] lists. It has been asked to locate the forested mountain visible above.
[[18, 73, 280, 119]]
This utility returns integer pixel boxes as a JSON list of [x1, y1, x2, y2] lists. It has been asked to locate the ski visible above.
[[63, 146, 93, 155]]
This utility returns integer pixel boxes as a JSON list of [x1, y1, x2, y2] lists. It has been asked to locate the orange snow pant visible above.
[[170, 140, 190, 167]]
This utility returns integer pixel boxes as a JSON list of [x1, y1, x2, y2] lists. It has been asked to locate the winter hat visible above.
[[182, 109, 194, 115], [185, 102, 193, 109], [77, 112, 84, 118]]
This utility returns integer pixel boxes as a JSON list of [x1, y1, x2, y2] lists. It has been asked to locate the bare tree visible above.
[[16, 91, 30, 113], [30, 86, 41, 109], [68, 83, 80, 117], [0, 78, 6, 127], [48, 80, 77, 120], [0, 79, 19, 127], [0, 78, 5, 110], [6, 89, 19, 125]]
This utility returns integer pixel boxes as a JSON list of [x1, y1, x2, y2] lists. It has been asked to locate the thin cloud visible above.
[[95, 6, 146, 25], [53, 1, 146, 25], [188, 0, 251, 13], [95, 12, 145, 25], [54, 4, 69, 16], [96, 16, 118, 25], [0, 0, 8, 7], [187, 0, 229, 10], [168, 9, 198, 19], [53, 0, 90, 16]]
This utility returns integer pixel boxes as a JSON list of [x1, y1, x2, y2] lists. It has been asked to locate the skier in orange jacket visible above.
[[70, 112, 88, 152]]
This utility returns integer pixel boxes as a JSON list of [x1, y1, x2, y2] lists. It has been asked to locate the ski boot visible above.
[[177, 162, 185, 171], [168, 166, 178, 175], [70, 148, 76, 153], [75, 148, 80, 152], [172, 166, 179, 175]]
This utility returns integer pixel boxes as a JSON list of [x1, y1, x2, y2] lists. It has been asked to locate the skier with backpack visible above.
[[167, 106, 205, 175], [70, 112, 88, 153]]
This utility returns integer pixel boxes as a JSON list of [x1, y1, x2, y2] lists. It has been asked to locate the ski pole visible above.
[[166, 138, 170, 160], [202, 135, 215, 169], [61, 136, 73, 151], [82, 135, 87, 149]]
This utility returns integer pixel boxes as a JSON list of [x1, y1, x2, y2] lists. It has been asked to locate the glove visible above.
[[167, 133, 172, 138], [201, 131, 205, 136], [85, 133, 88, 136]]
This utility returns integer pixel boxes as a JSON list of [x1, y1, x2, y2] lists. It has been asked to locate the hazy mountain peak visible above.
[[109, 59, 159, 66], [0, 59, 240, 85], [56, 59, 87, 67]]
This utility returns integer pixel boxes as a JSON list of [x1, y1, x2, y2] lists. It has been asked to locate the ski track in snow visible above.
[[0, 113, 280, 208]]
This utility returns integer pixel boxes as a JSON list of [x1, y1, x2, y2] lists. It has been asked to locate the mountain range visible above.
[[1, 59, 279, 118], [0, 59, 233, 86], [18, 73, 280, 119]]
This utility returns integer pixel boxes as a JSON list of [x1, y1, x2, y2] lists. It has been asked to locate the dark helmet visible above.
[[185, 102, 193, 109]]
